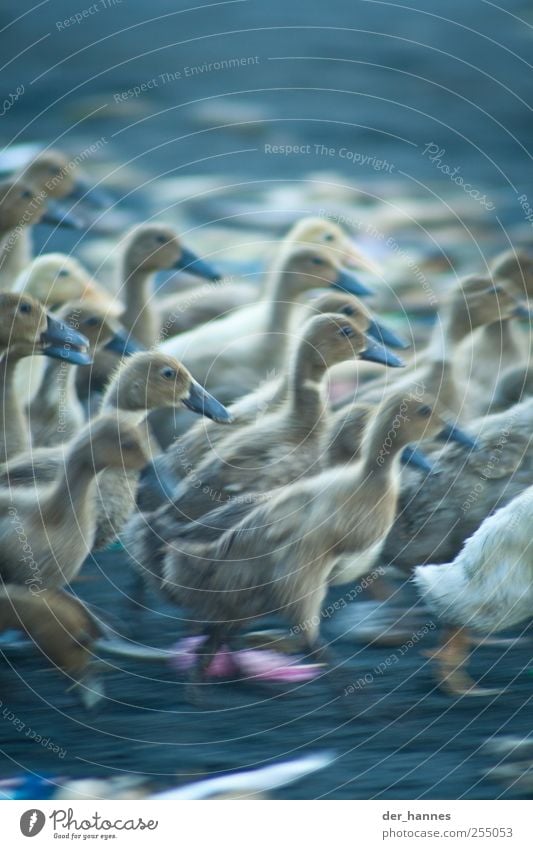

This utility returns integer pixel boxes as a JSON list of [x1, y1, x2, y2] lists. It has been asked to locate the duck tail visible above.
[[413, 562, 467, 622]]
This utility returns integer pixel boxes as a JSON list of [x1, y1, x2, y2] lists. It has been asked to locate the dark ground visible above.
[[1, 551, 532, 799], [1, 0, 533, 800]]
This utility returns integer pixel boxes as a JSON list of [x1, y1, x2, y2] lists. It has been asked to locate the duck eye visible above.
[[21, 190, 32, 200], [161, 366, 176, 379], [341, 305, 354, 316], [155, 235, 168, 245], [312, 257, 325, 266], [121, 440, 137, 451], [338, 325, 354, 337], [417, 404, 432, 418], [84, 317, 99, 327], [58, 269, 70, 278], [19, 302, 32, 314], [323, 233, 335, 242]]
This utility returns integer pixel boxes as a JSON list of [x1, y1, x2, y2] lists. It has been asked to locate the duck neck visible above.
[[286, 343, 328, 431], [121, 265, 158, 348], [261, 267, 300, 335], [31, 356, 78, 415], [0, 228, 31, 290], [481, 319, 517, 354], [100, 388, 148, 427], [0, 352, 30, 462], [43, 441, 100, 524]]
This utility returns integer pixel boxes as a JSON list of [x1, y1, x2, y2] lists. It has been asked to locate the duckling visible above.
[[158, 245, 374, 400], [0, 292, 90, 462], [141, 393, 451, 686], [119, 224, 220, 348], [15, 149, 108, 207], [139, 290, 406, 512], [0, 414, 149, 589], [492, 363, 533, 410], [147, 315, 403, 524], [156, 215, 378, 337], [351, 277, 524, 418], [414, 484, 533, 695], [0, 585, 102, 682], [27, 302, 129, 447], [1, 353, 232, 551], [0, 180, 82, 290]]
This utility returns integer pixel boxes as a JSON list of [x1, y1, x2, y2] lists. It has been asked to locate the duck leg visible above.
[[185, 629, 224, 706], [423, 625, 502, 696]]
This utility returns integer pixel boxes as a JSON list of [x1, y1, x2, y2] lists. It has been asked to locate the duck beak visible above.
[[182, 379, 233, 423], [333, 269, 373, 298], [359, 336, 405, 368], [41, 202, 85, 231], [401, 445, 437, 474], [438, 421, 478, 449], [69, 177, 113, 209], [345, 245, 382, 276], [174, 247, 221, 282], [40, 314, 92, 365], [366, 317, 409, 350], [104, 328, 144, 357], [512, 302, 533, 319]]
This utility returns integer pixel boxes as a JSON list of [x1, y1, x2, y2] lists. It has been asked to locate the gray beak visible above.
[[438, 421, 478, 449], [366, 317, 409, 350], [40, 314, 92, 365], [41, 202, 85, 231], [174, 247, 221, 282], [401, 445, 438, 474], [513, 303, 533, 319], [69, 177, 113, 209], [104, 328, 144, 357], [359, 336, 405, 368], [333, 269, 374, 298], [182, 379, 233, 423]]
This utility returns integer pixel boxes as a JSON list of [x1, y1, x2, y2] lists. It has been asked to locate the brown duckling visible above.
[[133, 394, 452, 687], [0, 292, 90, 462], [27, 302, 131, 447], [139, 290, 406, 512], [1, 353, 232, 551], [0, 179, 83, 290], [119, 223, 220, 348], [0, 414, 149, 589], [147, 314, 403, 524], [352, 276, 525, 418]]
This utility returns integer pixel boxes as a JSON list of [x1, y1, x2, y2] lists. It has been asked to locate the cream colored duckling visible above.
[[119, 223, 220, 348], [0, 414, 149, 589], [12, 253, 117, 312], [414, 484, 533, 695], [156, 215, 378, 337], [1, 353, 232, 551], [152, 315, 403, 523], [0, 292, 90, 462], [133, 395, 451, 684], [27, 302, 129, 447], [158, 245, 373, 399]]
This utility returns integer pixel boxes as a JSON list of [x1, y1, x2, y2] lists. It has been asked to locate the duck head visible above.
[[285, 216, 380, 276], [0, 292, 90, 363], [104, 352, 232, 423], [278, 246, 374, 301], [307, 291, 409, 349], [55, 301, 136, 360], [20, 149, 111, 209], [123, 224, 220, 283], [13, 254, 117, 312]]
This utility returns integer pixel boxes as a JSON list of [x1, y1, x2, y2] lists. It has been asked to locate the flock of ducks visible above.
[[1, 147, 533, 716]]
